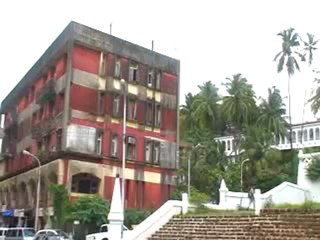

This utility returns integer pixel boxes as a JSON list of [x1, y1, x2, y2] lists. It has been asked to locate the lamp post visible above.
[[22, 150, 41, 230], [240, 158, 250, 192], [188, 143, 202, 198], [120, 79, 127, 217]]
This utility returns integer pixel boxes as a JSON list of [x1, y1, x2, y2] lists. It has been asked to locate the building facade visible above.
[[0, 22, 179, 228], [215, 121, 320, 156]]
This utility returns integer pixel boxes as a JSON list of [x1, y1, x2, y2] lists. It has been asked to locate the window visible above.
[[112, 94, 120, 117], [110, 134, 118, 157], [29, 86, 35, 103], [298, 130, 302, 143], [96, 131, 103, 155], [316, 128, 320, 140], [227, 140, 231, 150], [114, 58, 121, 78], [49, 100, 55, 116], [43, 135, 49, 151], [304, 129, 308, 141], [310, 129, 314, 141], [99, 53, 106, 76], [39, 108, 44, 120], [97, 91, 105, 115], [145, 140, 152, 163], [154, 104, 161, 127], [148, 70, 153, 88], [155, 71, 161, 89], [126, 136, 136, 160], [146, 101, 153, 126], [144, 139, 162, 165], [71, 173, 100, 194], [292, 131, 296, 143], [56, 129, 62, 151], [153, 142, 160, 164], [127, 99, 137, 121], [129, 66, 138, 81]]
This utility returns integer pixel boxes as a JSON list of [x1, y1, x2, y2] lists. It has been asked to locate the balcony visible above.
[[4, 109, 17, 129], [35, 79, 56, 105], [31, 114, 62, 139]]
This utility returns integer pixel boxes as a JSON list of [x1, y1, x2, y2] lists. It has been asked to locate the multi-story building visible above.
[[215, 121, 320, 156], [0, 22, 179, 228]]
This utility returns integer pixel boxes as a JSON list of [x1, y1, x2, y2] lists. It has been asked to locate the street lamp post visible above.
[[22, 150, 41, 231], [240, 158, 250, 192], [120, 79, 127, 217], [188, 143, 202, 198]]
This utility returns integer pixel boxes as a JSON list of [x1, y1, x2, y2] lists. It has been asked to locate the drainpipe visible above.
[[61, 40, 74, 151]]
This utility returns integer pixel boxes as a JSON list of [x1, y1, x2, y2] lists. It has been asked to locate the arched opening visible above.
[[316, 128, 320, 140], [292, 132, 297, 143], [28, 179, 36, 208], [3, 188, 9, 206], [304, 129, 308, 142], [10, 185, 17, 209], [18, 182, 28, 208], [310, 129, 314, 141], [298, 130, 302, 143], [71, 173, 100, 194]]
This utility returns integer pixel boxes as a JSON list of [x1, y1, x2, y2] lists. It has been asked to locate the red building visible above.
[[0, 21, 179, 228]]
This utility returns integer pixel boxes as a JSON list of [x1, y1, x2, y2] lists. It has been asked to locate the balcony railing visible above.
[[35, 79, 56, 105], [4, 109, 17, 129], [31, 118, 56, 139]]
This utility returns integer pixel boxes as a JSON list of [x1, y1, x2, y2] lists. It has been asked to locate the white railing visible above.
[[125, 199, 187, 240]]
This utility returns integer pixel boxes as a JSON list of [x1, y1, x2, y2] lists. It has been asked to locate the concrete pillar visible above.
[[219, 179, 228, 209], [254, 189, 261, 215], [107, 174, 123, 240], [182, 193, 188, 214]]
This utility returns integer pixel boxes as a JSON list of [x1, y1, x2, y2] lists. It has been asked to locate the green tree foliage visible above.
[[307, 157, 320, 181], [192, 81, 220, 130], [48, 184, 69, 229], [124, 209, 152, 229], [257, 87, 287, 137], [221, 74, 256, 129], [179, 75, 293, 200], [69, 195, 110, 227]]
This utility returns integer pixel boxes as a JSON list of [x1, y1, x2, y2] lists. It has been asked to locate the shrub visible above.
[[307, 157, 320, 181], [124, 208, 152, 229]]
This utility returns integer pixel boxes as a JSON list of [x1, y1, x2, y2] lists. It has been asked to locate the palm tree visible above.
[[192, 81, 220, 130], [180, 93, 195, 140], [302, 33, 318, 66], [221, 73, 256, 157], [274, 28, 301, 150], [221, 74, 256, 128], [257, 87, 288, 138]]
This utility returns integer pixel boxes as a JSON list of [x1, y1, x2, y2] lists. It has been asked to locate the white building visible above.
[[215, 120, 320, 155]]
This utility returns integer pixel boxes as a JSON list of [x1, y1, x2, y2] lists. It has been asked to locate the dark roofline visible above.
[[1, 21, 180, 114]]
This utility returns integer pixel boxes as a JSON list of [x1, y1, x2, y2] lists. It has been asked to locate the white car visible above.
[[34, 230, 70, 240], [86, 224, 130, 240]]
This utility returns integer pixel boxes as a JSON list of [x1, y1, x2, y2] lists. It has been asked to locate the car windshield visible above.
[[55, 230, 69, 238], [23, 229, 35, 237]]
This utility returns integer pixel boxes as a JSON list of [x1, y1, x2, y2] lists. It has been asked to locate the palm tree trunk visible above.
[[287, 76, 293, 150]]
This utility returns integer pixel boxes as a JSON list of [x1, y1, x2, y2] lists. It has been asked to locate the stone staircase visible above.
[[149, 209, 320, 240]]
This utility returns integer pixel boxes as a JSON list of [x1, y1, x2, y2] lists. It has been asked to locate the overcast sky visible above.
[[1, 0, 320, 124]]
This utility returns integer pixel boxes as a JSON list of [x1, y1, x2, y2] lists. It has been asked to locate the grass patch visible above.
[[269, 201, 320, 210], [186, 205, 254, 216]]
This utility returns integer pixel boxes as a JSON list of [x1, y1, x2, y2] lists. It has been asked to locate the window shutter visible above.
[[120, 58, 129, 80], [106, 53, 115, 77], [137, 100, 146, 125], [104, 91, 113, 115], [139, 65, 148, 86]]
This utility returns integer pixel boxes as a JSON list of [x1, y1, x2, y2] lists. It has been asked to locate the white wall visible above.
[[209, 180, 311, 210], [297, 151, 320, 202]]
